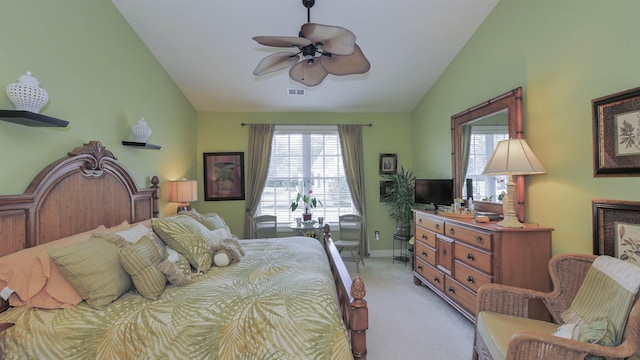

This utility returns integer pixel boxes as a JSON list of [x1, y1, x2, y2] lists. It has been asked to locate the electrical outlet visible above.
[[374, 231, 380, 240]]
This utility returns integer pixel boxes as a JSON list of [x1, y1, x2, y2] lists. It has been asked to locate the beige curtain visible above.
[[243, 124, 275, 238], [338, 125, 369, 256]]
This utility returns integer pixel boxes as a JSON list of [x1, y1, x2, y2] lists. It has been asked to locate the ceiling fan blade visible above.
[[300, 23, 356, 55], [320, 44, 370, 75], [252, 36, 311, 48], [289, 60, 328, 86], [253, 52, 300, 75]]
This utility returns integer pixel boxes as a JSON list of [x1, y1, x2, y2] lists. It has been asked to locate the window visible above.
[[464, 126, 509, 201], [258, 125, 356, 224]]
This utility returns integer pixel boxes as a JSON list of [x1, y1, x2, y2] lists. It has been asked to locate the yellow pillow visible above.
[[48, 238, 132, 309], [119, 236, 167, 300], [152, 216, 214, 272]]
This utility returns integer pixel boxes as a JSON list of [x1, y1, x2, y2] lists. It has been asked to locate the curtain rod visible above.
[[240, 122, 372, 127]]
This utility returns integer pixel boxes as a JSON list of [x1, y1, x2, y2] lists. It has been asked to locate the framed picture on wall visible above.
[[592, 87, 640, 176], [203, 152, 245, 201], [379, 153, 397, 175], [379, 180, 393, 202], [593, 199, 640, 265]]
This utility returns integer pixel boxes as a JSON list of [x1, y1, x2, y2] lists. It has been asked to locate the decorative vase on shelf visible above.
[[131, 117, 152, 143], [6, 71, 49, 113], [303, 213, 312, 221]]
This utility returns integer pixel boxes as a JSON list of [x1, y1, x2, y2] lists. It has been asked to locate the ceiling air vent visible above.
[[287, 88, 305, 96]]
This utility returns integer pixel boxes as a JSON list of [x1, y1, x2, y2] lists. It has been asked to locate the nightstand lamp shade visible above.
[[482, 139, 546, 228], [169, 179, 198, 212]]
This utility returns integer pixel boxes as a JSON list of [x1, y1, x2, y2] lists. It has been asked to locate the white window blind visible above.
[[258, 125, 355, 224], [464, 126, 509, 201]]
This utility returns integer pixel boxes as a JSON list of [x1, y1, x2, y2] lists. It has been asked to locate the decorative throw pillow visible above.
[[561, 255, 640, 345], [179, 209, 226, 230], [119, 236, 167, 300], [93, 230, 131, 249], [152, 216, 214, 272], [48, 238, 132, 309], [116, 223, 152, 243], [208, 227, 234, 245], [579, 319, 617, 360]]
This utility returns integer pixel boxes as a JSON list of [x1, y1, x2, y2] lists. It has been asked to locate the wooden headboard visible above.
[[0, 141, 159, 257]]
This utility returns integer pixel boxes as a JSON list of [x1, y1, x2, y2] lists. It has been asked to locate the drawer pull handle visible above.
[[434, 276, 440, 283], [421, 251, 427, 257], [476, 236, 483, 244], [449, 228, 455, 235], [467, 253, 474, 261], [467, 276, 475, 284], [421, 234, 427, 239], [448, 286, 455, 293], [419, 218, 422, 223], [435, 224, 440, 230], [442, 249, 447, 255], [417, 265, 423, 271]]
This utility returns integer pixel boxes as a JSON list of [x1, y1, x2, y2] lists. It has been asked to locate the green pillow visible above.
[[119, 236, 167, 300], [179, 209, 226, 230], [48, 238, 132, 309], [152, 216, 214, 272], [92, 231, 131, 249], [579, 319, 617, 360]]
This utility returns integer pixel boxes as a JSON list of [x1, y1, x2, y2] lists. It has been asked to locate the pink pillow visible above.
[[0, 225, 107, 309]]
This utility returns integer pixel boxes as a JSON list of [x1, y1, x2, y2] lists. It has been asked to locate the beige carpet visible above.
[[343, 256, 475, 360]]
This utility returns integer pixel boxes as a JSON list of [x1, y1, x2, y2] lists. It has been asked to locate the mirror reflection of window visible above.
[[463, 125, 508, 201]]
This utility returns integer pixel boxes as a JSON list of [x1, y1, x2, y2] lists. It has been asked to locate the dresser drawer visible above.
[[414, 240, 436, 267], [414, 258, 445, 292], [454, 260, 492, 293], [415, 214, 444, 234], [455, 241, 492, 274], [444, 223, 492, 251], [444, 276, 477, 315], [415, 227, 437, 248]]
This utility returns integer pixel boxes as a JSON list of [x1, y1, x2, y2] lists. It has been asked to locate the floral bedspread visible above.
[[0, 237, 353, 360]]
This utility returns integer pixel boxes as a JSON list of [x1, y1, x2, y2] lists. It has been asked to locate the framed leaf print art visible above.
[[203, 152, 245, 201], [592, 87, 640, 176], [593, 199, 640, 265]]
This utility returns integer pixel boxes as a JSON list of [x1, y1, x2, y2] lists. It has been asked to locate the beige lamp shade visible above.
[[169, 179, 198, 212], [482, 139, 545, 228], [482, 138, 546, 176]]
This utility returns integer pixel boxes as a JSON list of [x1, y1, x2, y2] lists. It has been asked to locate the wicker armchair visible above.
[[473, 253, 640, 360]]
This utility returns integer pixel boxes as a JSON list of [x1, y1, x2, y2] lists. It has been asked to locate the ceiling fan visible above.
[[252, 0, 370, 87]]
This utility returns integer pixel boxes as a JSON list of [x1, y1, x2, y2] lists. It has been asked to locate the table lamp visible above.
[[169, 178, 198, 212], [482, 138, 546, 228]]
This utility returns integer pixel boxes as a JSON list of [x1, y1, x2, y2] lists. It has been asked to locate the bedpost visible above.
[[150, 176, 160, 218], [322, 224, 368, 360]]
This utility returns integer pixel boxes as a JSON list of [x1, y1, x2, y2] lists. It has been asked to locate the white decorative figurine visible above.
[[6, 71, 49, 113], [131, 117, 152, 143]]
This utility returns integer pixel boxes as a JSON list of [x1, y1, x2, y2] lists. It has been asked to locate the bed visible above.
[[0, 141, 368, 359]]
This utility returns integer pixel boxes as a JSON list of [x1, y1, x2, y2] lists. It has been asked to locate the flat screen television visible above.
[[414, 179, 454, 210]]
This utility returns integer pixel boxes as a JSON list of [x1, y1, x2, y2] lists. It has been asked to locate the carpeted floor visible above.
[[343, 256, 475, 360]]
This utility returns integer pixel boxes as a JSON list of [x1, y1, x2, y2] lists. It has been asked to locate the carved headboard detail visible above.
[[0, 141, 159, 257]]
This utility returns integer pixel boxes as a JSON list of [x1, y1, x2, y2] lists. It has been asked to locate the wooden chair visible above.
[[334, 214, 364, 273], [253, 215, 277, 238], [473, 253, 640, 360]]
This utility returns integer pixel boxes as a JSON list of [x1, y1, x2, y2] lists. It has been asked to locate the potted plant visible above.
[[290, 189, 323, 221], [383, 167, 416, 236]]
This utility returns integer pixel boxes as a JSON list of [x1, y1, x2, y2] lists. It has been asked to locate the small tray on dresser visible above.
[[436, 211, 474, 219]]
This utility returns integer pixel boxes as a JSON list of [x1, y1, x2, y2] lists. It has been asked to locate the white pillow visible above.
[[116, 223, 151, 243], [208, 227, 234, 245]]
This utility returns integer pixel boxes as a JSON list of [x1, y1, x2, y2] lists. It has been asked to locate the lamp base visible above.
[[176, 203, 191, 213], [496, 214, 525, 228]]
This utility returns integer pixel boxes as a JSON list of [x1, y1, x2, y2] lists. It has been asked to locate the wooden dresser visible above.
[[412, 210, 553, 322]]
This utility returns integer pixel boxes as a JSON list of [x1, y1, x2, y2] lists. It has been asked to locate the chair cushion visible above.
[[476, 311, 559, 360], [561, 255, 640, 344]]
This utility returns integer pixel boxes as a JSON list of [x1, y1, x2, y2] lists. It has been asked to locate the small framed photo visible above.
[[593, 199, 640, 265], [379, 153, 397, 175], [592, 87, 640, 176], [203, 152, 245, 201], [379, 180, 393, 202]]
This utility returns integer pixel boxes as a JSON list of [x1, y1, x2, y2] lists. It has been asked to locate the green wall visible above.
[[0, 0, 197, 216], [413, 0, 640, 254], [195, 112, 413, 251]]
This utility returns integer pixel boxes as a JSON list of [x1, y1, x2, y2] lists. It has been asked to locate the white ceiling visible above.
[[111, 0, 499, 113]]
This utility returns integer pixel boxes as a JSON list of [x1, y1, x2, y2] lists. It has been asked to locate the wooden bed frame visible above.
[[0, 141, 368, 359]]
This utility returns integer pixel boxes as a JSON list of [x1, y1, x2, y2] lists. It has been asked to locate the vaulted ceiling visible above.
[[111, 0, 499, 113]]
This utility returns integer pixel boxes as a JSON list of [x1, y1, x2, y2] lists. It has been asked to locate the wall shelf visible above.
[[0, 110, 69, 127], [121, 141, 161, 150]]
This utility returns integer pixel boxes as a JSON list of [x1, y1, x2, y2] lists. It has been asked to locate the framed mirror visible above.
[[451, 87, 525, 222]]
